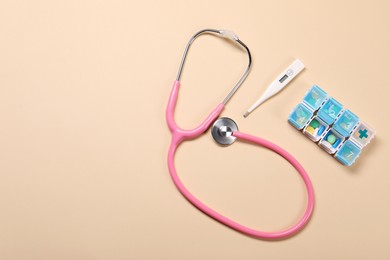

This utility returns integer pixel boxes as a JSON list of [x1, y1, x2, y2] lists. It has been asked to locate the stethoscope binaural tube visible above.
[[166, 29, 314, 239], [176, 29, 252, 105]]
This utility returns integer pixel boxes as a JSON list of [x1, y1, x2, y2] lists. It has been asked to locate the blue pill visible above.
[[332, 138, 341, 148], [318, 125, 325, 136]]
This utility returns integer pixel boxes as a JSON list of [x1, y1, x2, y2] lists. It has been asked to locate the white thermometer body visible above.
[[243, 59, 305, 118]]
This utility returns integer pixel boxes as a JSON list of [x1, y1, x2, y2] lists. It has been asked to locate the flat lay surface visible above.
[[1, 0, 389, 259]]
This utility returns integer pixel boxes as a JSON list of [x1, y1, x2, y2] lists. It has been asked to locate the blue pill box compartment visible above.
[[319, 129, 345, 154], [317, 98, 343, 125], [333, 109, 359, 137], [303, 116, 329, 142], [288, 103, 313, 130], [303, 85, 328, 110], [335, 140, 362, 166]]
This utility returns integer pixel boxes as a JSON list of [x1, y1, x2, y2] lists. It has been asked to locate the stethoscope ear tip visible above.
[[211, 117, 238, 145]]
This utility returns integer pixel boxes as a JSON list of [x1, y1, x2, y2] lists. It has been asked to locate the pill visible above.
[[327, 134, 337, 144], [306, 126, 315, 135], [318, 125, 325, 135], [332, 138, 341, 148], [310, 119, 320, 128]]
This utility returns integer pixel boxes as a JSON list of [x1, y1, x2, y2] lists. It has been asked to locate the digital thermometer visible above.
[[243, 59, 305, 118]]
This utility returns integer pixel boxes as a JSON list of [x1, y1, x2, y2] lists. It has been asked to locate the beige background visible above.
[[1, 0, 389, 259]]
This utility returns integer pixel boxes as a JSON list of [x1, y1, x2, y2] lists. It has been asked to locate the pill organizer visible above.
[[288, 85, 375, 166]]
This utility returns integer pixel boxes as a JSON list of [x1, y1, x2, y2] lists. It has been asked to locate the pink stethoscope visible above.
[[166, 29, 315, 239]]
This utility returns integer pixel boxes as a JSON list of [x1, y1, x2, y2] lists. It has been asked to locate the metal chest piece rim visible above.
[[211, 117, 238, 145]]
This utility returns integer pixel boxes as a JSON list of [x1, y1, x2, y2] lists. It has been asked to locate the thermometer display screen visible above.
[[279, 74, 289, 83]]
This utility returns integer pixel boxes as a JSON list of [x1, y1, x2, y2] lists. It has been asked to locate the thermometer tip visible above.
[[243, 111, 249, 118]]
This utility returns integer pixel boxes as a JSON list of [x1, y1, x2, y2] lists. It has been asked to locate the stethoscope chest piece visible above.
[[211, 117, 238, 145]]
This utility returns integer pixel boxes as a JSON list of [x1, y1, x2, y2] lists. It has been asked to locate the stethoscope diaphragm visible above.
[[211, 117, 238, 145]]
